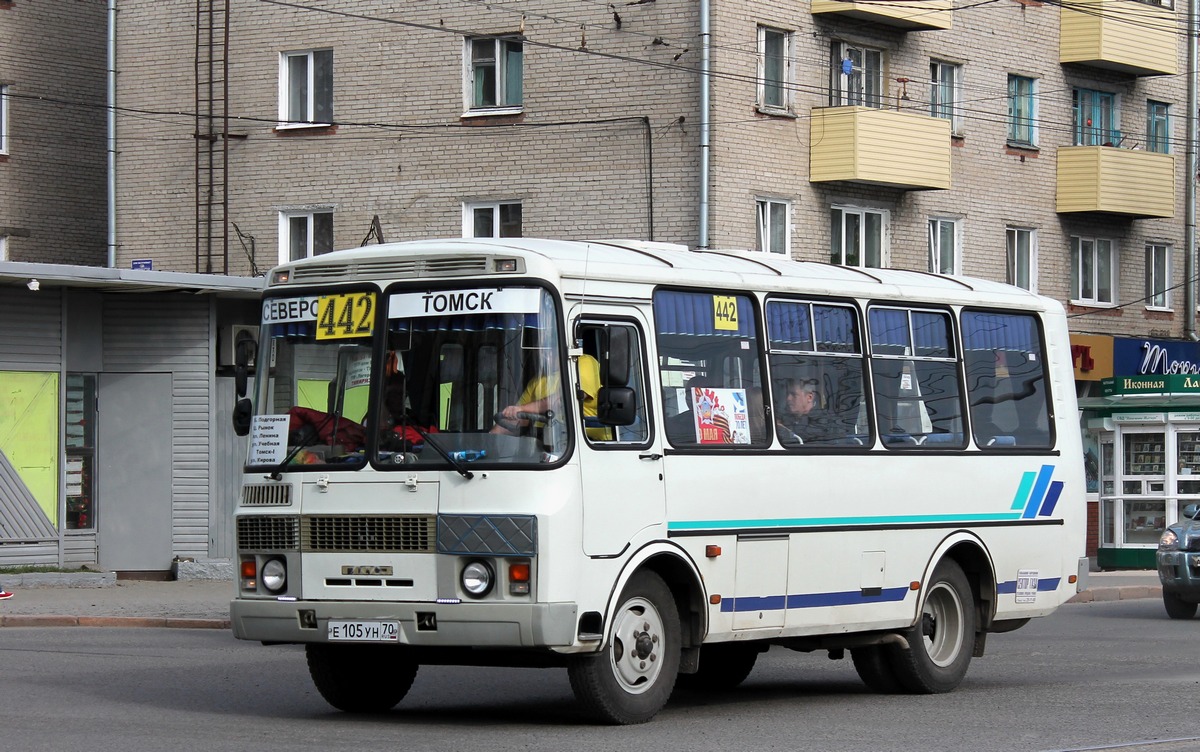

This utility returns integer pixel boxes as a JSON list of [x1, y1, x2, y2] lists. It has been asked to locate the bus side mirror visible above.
[[597, 386, 636, 426], [601, 327, 631, 388], [232, 398, 253, 437], [234, 336, 257, 398]]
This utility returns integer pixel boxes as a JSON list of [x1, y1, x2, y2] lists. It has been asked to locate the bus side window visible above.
[[962, 311, 1051, 449], [579, 322, 649, 444]]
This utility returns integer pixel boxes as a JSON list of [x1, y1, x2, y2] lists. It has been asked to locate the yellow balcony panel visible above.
[[1056, 146, 1175, 218], [1060, 0, 1177, 76], [810, 107, 951, 191], [811, 0, 952, 30]]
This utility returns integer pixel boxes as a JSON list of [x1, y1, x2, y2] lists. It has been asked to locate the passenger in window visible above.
[[378, 372, 437, 452], [776, 378, 834, 445]]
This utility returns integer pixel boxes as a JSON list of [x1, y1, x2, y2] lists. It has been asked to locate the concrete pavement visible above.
[[0, 569, 1166, 629]]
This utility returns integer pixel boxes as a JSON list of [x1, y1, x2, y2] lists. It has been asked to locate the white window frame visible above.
[[756, 198, 790, 254], [830, 205, 889, 268], [0, 84, 8, 154], [757, 26, 793, 114], [463, 201, 522, 238], [464, 36, 523, 115], [278, 209, 334, 263], [832, 42, 883, 108], [1146, 242, 1171, 310], [278, 50, 333, 128], [929, 61, 962, 135], [0, 236, 7, 261], [1007, 74, 1038, 147], [928, 217, 962, 275], [1005, 226, 1038, 292], [1147, 100, 1171, 154], [1070, 236, 1117, 306]]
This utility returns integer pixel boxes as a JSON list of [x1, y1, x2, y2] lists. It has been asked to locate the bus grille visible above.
[[237, 515, 300, 551], [241, 484, 292, 506], [302, 515, 437, 553], [289, 256, 491, 283]]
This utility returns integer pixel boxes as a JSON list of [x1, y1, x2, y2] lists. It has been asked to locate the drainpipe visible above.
[[697, 0, 711, 249], [107, 0, 117, 269]]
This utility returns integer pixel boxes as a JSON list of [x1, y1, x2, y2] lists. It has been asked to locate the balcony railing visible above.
[[810, 107, 951, 191], [1060, 0, 1177, 76], [810, 0, 952, 30], [1056, 146, 1175, 218]]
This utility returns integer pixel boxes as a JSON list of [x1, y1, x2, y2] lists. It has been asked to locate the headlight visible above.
[[261, 558, 287, 593], [461, 560, 494, 597], [1159, 530, 1179, 550]]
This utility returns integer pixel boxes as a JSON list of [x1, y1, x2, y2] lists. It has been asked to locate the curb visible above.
[[0, 615, 231, 629], [1068, 584, 1162, 604]]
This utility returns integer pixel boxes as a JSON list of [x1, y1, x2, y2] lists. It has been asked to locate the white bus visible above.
[[230, 238, 1087, 724]]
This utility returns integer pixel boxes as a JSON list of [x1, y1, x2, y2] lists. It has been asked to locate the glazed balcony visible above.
[[1056, 146, 1175, 218], [809, 107, 951, 191], [1059, 0, 1177, 76], [810, 0, 952, 30]]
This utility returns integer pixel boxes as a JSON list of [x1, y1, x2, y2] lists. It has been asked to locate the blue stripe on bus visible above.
[[719, 587, 911, 613], [668, 512, 1023, 532], [1022, 464, 1056, 519], [1039, 481, 1064, 517], [1011, 470, 1037, 511], [996, 577, 1061, 594]]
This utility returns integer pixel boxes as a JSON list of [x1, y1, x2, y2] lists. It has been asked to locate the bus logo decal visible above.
[[1011, 464, 1064, 519]]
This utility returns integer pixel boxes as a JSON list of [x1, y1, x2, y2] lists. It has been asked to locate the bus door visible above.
[[575, 315, 665, 557]]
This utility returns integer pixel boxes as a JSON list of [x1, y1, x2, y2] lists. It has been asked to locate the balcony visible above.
[[1056, 146, 1175, 218], [810, 0, 952, 30], [1060, 0, 1177, 76], [809, 107, 951, 191]]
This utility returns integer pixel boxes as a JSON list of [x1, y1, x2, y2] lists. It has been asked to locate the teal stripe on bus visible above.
[[1011, 470, 1036, 511]]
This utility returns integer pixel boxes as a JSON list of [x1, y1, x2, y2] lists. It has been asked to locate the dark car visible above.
[[1157, 503, 1200, 619]]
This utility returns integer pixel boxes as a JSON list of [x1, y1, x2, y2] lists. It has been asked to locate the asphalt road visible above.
[[1, 597, 1197, 752]]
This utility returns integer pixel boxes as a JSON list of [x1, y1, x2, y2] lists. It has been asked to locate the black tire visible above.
[[568, 570, 681, 724], [305, 643, 418, 713], [851, 644, 905, 694], [1163, 590, 1198, 620], [888, 559, 976, 694], [676, 643, 759, 692]]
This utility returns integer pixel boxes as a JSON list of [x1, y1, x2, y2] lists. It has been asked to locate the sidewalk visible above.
[[0, 569, 1165, 629]]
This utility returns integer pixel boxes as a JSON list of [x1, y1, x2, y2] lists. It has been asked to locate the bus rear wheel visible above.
[[888, 559, 976, 694], [305, 643, 418, 713], [851, 645, 905, 693], [568, 570, 681, 724]]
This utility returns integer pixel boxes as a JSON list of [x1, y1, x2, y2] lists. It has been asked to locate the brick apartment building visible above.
[[1, 0, 1196, 570]]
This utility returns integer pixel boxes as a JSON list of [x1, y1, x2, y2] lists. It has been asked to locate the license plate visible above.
[[327, 620, 400, 642]]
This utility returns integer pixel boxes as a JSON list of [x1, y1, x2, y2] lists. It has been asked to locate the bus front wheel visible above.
[[568, 570, 681, 724], [888, 559, 976, 694], [305, 643, 418, 713]]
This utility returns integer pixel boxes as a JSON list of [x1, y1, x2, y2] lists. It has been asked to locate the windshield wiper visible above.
[[404, 421, 473, 479], [267, 413, 334, 481]]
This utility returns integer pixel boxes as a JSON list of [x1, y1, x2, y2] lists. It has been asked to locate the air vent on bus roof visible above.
[[287, 255, 492, 283]]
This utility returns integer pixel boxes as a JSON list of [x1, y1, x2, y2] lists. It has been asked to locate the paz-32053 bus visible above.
[[229, 238, 1086, 724]]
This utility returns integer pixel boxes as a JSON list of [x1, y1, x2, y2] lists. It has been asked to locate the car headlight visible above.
[[461, 560, 494, 598], [261, 558, 287, 593], [1159, 530, 1179, 550]]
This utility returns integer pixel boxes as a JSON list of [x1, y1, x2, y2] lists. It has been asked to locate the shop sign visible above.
[[1113, 338, 1200, 376], [1102, 374, 1200, 396], [1111, 412, 1166, 423], [1069, 334, 1113, 380], [1168, 412, 1200, 422]]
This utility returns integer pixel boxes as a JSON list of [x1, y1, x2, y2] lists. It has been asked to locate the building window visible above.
[[831, 42, 883, 108], [1005, 226, 1037, 291], [831, 206, 887, 268], [0, 236, 7, 261], [279, 50, 333, 126], [1007, 75, 1037, 146], [65, 374, 97, 530], [0, 84, 8, 154], [279, 210, 334, 263], [929, 61, 962, 135], [758, 26, 793, 113], [465, 201, 522, 237], [1146, 243, 1171, 309], [1070, 236, 1116, 305], [1073, 88, 1118, 146], [467, 37, 523, 112], [928, 218, 960, 275], [1147, 101, 1170, 154], [756, 199, 789, 254]]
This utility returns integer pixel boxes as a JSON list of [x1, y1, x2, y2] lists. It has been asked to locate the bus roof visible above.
[[276, 238, 1056, 311]]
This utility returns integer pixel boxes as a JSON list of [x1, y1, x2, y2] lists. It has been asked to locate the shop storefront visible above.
[[1076, 335, 1200, 569]]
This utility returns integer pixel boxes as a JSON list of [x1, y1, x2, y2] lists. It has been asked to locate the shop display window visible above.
[[1178, 431, 1200, 495], [1124, 500, 1165, 545], [1124, 432, 1165, 475], [1101, 499, 1115, 545]]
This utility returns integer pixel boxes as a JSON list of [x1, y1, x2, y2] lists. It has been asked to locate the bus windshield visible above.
[[246, 286, 569, 471]]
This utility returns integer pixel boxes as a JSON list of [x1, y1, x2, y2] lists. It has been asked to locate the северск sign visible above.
[[1101, 375, 1200, 397]]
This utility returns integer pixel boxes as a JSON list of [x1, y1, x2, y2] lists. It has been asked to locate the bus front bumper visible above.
[[229, 597, 579, 647]]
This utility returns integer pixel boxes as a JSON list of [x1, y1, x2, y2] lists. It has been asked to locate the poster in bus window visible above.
[[692, 387, 750, 445]]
